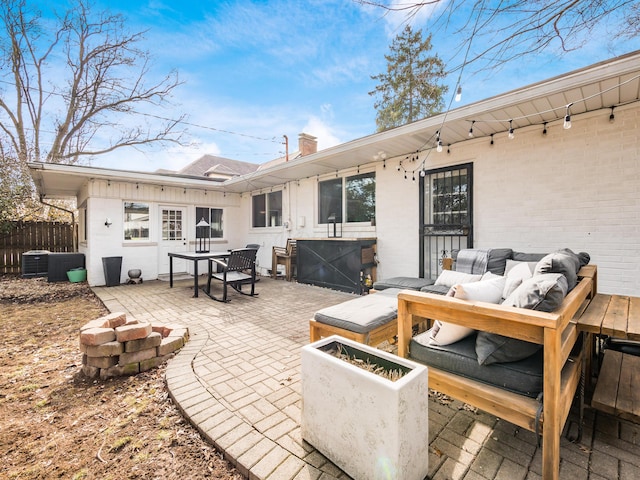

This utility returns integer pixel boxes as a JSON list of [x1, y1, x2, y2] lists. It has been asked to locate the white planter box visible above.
[[301, 335, 429, 480]]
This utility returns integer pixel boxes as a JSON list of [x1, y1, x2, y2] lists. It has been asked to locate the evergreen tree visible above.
[[369, 25, 447, 132]]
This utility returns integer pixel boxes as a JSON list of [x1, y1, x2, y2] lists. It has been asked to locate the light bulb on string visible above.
[[609, 106, 615, 123], [436, 131, 442, 152], [468, 121, 474, 138], [455, 85, 462, 102], [508, 120, 515, 140]]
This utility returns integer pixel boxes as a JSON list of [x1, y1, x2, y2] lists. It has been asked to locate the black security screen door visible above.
[[419, 162, 473, 278]]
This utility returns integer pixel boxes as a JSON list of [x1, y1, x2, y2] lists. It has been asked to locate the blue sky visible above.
[[37, 1, 640, 172]]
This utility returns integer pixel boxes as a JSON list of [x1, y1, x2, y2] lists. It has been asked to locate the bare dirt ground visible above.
[[0, 275, 242, 480]]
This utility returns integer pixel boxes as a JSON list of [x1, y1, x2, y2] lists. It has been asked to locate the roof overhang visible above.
[[29, 50, 640, 198], [28, 162, 227, 199], [221, 50, 640, 193]]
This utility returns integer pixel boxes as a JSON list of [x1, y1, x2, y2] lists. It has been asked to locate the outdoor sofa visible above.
[[310, 247, 596, 480]]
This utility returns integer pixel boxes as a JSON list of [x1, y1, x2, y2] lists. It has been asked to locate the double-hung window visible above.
[[318, 172, 375, 224], [252, 191, 282, 227]]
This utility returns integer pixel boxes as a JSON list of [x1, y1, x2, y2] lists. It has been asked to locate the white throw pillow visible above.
[[434, 270, 482, 288], [503, 261, 534, 299], [428, 275, 506, 346], [453, 275, 507, 304]]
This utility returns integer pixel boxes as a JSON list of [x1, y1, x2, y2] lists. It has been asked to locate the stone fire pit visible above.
[[79, 312, 188, 380]]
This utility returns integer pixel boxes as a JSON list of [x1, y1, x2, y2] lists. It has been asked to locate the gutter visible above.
[[38, 195, 77, 252]]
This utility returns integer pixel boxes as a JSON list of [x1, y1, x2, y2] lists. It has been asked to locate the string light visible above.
[[455, 86, 462, 102], [389, 74, 640, 180], [563, 104, 572, 129]]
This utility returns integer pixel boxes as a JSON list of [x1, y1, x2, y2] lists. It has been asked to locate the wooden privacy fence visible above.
[[0, 221, 76, 274]]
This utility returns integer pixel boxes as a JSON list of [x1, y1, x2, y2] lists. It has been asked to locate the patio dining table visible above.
[[168, 251, 230, 297]]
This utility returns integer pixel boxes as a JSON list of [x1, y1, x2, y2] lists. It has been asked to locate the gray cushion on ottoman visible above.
[[373, 276, 435, 291], [313, 289, 400, 334], [410, 332, 543, 398]]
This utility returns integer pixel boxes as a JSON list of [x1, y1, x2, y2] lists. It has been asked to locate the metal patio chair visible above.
[[204, 248, 258, 302]]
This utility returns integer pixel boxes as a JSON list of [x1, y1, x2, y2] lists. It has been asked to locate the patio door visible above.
[[419, 163, 473, 279], [158, 206, 188, 275]]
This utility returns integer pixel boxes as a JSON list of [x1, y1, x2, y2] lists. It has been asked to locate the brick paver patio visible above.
[[93, 277, 640, 480]]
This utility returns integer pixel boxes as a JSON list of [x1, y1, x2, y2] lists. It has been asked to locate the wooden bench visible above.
[[592, 350, 640, 422], [397, 265, 597, 480]]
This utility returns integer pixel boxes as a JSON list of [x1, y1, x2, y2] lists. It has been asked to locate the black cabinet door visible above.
[[297, 240, 363, 294]]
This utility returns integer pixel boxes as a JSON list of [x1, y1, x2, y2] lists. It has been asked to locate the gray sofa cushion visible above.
[[372, 276, 435, 291], [420, 284, 451, 295], [512, 251, 548, 262], [486, 248, 514, 275], [534, 248, 586, 291], [475, 274, 568, 365], [313, 289, 400, 334], [410, 332, 543, 398]]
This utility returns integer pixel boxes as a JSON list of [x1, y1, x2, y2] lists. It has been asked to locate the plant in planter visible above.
[[301, 335, 429, 480]]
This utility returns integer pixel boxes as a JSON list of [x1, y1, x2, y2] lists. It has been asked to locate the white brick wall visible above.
[[423, 105, 639, 295], [82, 106, 639, 295]]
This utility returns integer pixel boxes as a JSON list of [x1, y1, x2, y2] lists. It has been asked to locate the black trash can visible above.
[[102, 256, 122, 287]]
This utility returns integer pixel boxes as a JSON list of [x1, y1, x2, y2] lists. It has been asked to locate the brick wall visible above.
[[371, 103, 639, 295]]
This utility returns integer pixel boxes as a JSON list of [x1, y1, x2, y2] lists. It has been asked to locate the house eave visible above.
[[28, 50, 640, 197], [28, 162, 228, 199]]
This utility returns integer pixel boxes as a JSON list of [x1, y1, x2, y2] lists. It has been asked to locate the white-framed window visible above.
[[252, 191, 282, 227], [318, 172, 375, 223], [124, 202, 150, 241], [196, 207, 224, 239]]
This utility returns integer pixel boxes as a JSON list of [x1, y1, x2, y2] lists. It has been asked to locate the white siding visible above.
[[84, 180, 243, 286]]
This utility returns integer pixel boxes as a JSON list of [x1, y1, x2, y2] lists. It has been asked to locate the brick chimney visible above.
[[298, 133, 318, 156]]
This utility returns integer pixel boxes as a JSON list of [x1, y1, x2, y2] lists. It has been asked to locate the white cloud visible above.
[[302, 115, 342, 150]]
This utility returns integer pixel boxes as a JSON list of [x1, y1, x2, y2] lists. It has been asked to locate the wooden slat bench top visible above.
[[592, 350, 640, 423]]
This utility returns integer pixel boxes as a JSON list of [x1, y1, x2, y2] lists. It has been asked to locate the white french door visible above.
[[158, 206, 188, 275]]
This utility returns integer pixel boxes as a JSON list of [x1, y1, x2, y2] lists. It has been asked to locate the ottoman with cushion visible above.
[[309, 288, 403, 346]]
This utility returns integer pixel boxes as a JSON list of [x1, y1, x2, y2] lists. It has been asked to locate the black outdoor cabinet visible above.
[[47, 252, 85, 282], [296, 238, 376, 294]]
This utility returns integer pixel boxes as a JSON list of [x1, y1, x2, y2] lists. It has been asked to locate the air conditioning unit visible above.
[[22, 250, 50, 278]]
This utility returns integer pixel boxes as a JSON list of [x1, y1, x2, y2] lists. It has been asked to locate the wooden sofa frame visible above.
[[397, 265, 597, 480]]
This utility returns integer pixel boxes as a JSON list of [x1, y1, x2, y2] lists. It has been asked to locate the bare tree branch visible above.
[[0, 0, 186, 169], [355, 0, 640, 74]]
